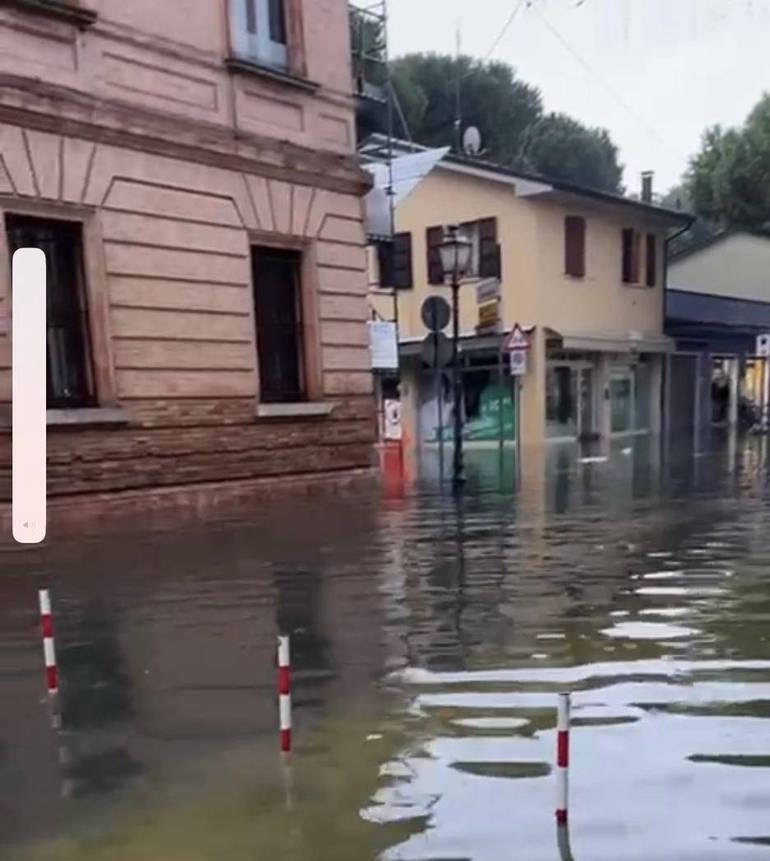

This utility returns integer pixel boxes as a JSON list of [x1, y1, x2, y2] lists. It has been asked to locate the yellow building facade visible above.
[[368, 148, 690, 470]]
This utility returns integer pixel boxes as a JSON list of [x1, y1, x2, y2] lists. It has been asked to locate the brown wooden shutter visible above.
[[622, 228, 634, 283], [377, 239, 394, 288], [426, 226, 445, 285], [645, 233, 657, 287], [478, 217, 501, 279], [393, 232, 413, 289], [564, 216, 586, 278]]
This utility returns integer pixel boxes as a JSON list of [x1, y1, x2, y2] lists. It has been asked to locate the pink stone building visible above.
[[0, 0, 374, 509]]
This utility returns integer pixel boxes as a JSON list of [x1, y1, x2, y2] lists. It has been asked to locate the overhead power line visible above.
[[530, 3, 677, 154], [481, 0, 529, 62]]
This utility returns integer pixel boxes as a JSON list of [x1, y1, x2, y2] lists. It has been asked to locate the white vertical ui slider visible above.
[[12, 248, 46, 544]]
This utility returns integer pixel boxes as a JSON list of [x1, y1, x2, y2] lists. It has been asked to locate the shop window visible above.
[[6, 214, 95, 409], [252, 246, 305, 403], [546, 366, 578, 438]]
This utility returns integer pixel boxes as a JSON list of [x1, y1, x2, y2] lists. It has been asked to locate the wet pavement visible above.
[[2, 435, 770, 860]]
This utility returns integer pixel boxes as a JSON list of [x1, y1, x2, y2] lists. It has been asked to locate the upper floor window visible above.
[[621, 227, 641, 285], [377, 233, 413, 290], [231, 0, 288, 70], [645, 233, 657, 287], [564, 216, 586, 278], [427, 219, 501, 285], [6, 215, 95, 409], [622, 227, 657, 287]]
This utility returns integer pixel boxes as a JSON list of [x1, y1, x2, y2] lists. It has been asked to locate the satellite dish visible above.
[[463, 126, 482, 156]]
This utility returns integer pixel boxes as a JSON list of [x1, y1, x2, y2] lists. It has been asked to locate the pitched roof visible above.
[[360, 134, 693, 226]]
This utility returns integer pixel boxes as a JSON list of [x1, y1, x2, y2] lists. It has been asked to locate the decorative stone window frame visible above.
[[1, 0, 97, 28], [246, 229, 328, 418], [0, 199, 121, 423]]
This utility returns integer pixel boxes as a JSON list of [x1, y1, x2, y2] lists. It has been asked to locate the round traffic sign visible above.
[[421, 295, 451, 332]]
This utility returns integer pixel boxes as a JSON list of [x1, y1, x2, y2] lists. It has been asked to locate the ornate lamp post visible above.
[[439, 225, 473, 491]]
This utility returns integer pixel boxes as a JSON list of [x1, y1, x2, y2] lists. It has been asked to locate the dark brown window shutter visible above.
[[393, 232, 413, 289], [645, 233, 657, 287], [564, 216, 586, 278], [377, 239, 394, 288], [478, 217, 501, 279], [622, 228, 634, 283], [427, 226, 445, 285]]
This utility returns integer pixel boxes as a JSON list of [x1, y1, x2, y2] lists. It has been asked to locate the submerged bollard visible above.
[[39, 589, 59, 696], [555, 692, 575, 860], [278, 635, 292, 753], [556, 692, 570, 824]]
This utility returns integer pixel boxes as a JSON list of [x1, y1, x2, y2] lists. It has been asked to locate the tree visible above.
[[356, 53, 624, 193], [518, 112, 624, 193], [686, 93, 770, 229], [389, 54, 543, 165]]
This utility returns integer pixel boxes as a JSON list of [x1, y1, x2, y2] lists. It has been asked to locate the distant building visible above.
[[365, 139, 690, 471], [667, 230, 770, 439], [0, 0, 374, 508]]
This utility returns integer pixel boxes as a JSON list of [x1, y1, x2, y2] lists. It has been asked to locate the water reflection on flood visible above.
[[2, 435, 770, 859]]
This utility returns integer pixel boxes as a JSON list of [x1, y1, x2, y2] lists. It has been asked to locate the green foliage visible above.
[[686, 93, 770, 229], [390, 54, 543, 165], [519, 112, 624, 193], [356, 52, 624, 193]]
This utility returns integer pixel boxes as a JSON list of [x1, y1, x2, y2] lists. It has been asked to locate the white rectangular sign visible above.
[[509, 348, 528, 377], [369, 321, 399, 370], [12, 248, 47, 544], [757, 333, 770, 358]]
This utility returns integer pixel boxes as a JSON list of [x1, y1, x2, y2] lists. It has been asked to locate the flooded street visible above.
[[3, 436, 770, 860]]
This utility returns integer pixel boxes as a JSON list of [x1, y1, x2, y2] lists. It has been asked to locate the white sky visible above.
[[387, 0, 770, 194]]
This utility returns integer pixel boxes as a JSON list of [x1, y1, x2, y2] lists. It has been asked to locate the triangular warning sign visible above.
[[505, 323, 531, 351]]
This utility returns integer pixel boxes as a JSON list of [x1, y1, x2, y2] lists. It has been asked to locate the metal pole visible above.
[[498, 341, 504, 484], [452, 277, 464, 491], [438, 366, 445, 485]]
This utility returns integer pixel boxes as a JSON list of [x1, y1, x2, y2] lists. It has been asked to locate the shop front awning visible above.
[[548, 329, 675, 354]]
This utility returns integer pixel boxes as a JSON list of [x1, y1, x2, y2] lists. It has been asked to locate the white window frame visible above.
[[231, 0, 288, 71]]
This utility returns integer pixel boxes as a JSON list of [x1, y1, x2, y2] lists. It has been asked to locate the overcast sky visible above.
[[387, 0, 770, 194]]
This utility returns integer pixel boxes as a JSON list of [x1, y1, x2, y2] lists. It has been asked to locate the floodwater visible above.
[[2, 435, 770, 860]]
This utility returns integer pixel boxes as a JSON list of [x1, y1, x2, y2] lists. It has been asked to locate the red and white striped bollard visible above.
[[39, 589, 59, 696], [556, 692, 570, 824], [278, 635, 292, 753]]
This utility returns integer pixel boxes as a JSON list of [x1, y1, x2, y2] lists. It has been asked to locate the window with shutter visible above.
[[426, 226, 445, 285], [621, 228, 640, 284], [564, 216, 586, 278], [645, 233, 657, 287], [478, 217, 501, 279], [392, 232, 413, 289]]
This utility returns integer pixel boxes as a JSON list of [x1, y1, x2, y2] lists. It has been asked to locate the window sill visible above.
[[0, 406, 129, 430], [47, 407, 129, 427], [225, 57, 319, 94], [3, 0, 97, 28], [256, 402, 336, 419]]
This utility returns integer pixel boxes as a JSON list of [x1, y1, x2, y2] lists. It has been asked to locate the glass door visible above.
[[610, 369, 634, 433], [578, 367, 595, 438]]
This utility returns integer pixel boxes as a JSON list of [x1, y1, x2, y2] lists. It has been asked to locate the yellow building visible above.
[[366, 142, 691, 466]]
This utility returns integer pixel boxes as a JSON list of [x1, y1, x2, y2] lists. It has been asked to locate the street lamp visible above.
[[439, 225, 473, 491]]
